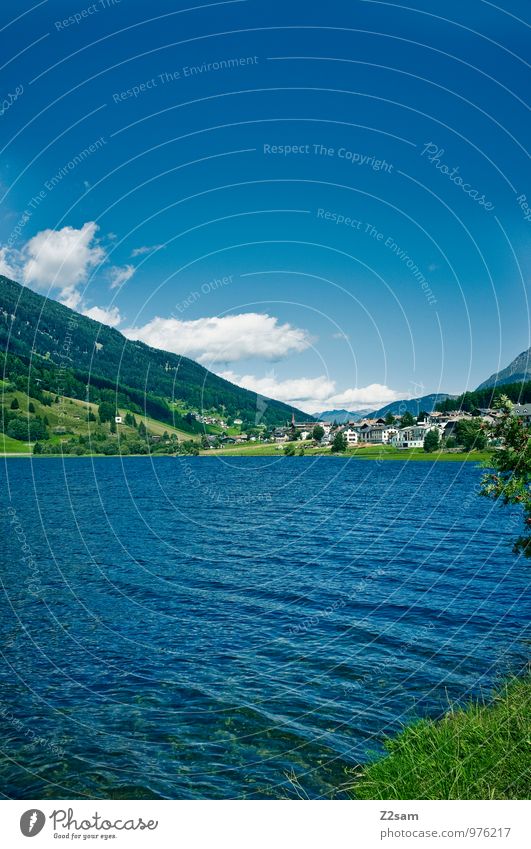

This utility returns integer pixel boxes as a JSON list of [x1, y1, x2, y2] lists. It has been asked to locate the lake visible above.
[[0, 456, 529, 799]]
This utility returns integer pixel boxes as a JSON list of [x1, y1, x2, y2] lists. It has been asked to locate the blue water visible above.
[[0, 456, 529, 799]]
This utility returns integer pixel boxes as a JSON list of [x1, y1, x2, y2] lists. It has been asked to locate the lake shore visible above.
[[0, 448, 491, 462]]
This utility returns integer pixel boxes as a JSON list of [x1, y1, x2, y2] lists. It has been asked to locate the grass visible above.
[[351, 677, 531, 800], [0, 433, 33, 454], [203, 441, 491, 462], [115, 405, 199, 441]]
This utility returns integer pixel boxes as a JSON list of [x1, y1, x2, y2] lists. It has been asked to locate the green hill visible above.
[[0, 275, 309, 430], [436, 379, 531, 413]]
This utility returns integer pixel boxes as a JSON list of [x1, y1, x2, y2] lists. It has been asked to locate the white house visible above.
[[356, 424, 398, 444], [392, 424, 442, 448], [343, 427, 358, 445]]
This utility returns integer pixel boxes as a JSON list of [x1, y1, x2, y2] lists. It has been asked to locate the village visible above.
[[199, 403, 531, 451]]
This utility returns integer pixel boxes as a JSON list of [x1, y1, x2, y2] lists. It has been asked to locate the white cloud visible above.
[[123, 312, 312, 364], [22, 222, 105, 290], [218, 370, 402, 413], [219, 371, 335, 409], [130, 244, 163, 257], [326, 384, 401, 408], [109, 264, 135, 289], [0, 247, 19, 278], [82, 305, 123, 327], [59, 287, 83, 310], [0, 221, 114, 310]]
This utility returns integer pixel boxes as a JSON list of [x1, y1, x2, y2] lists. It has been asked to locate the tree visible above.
[[10, 397, 19, 410], [417, 410, 428, 422], [480, 396, 531, 555], [331, 431, 347, 453], [128, 440, 149, 455], [28, 402, 35, 413], [455, 419, 487, 451], [101, 441, 118, 455], [312, 424, 325, 442], [283, 443, 296, 456], [400, 411, 415, 427], [423, 429, 440, 453], [138, 420, 147, 438], [384, 412, 395, 425], [98, 401, 115, 424], [7, 416, 49, 441], [110, 417, 117, 434]]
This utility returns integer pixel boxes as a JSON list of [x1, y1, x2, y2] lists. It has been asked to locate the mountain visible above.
[[0, 276, 309, 428], [476, 348, 531, 390], [371, 393, 456, 418], [314, 408, 373, 423]]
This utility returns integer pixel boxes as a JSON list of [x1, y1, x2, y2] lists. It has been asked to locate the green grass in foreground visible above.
[[352, 677, 531, 800]]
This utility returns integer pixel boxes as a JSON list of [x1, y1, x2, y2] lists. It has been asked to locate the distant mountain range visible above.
[[314, 395, 454, 422], [313, 408, 373, 423], [370, 394, 456, 418], [476, 347, 531, 390], [0, 276, 309, 428]]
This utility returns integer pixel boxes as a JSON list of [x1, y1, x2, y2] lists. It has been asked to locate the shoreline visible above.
[[0, 450, 490, 462]]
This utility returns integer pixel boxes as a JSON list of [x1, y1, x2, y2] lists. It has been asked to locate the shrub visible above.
[[481, 396, 531, 554], [331, 432, 347, 453], [312, 424, 325, 442], [7, 416, 49, 441], [423, 429, 440, 452], [455, 419, 487, 451]]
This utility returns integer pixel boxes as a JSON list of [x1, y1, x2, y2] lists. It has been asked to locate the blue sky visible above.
[[0, 0, 529, 412]]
